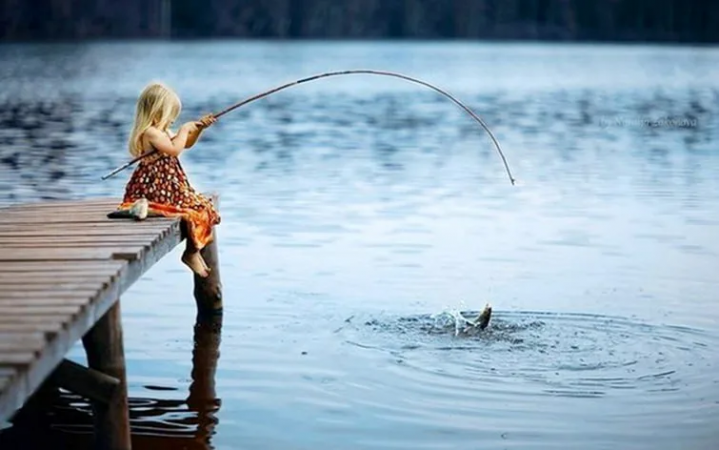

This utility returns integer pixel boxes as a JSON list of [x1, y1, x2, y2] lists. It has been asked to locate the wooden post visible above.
[[51, 359, 120, 405], [82, 301, 131, 450], [193, 194, 222, 315]]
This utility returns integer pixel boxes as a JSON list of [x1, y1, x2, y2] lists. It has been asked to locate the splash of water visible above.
[[429, 300, 485, 336]]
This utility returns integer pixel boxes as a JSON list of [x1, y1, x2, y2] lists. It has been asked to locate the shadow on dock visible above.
[[0, 313, 223, 450]]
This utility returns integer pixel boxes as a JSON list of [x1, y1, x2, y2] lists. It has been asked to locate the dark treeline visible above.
[[1, 0, 717, 43]]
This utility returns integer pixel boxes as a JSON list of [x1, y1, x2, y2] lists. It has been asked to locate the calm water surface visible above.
[[0, 41, 718, 449]]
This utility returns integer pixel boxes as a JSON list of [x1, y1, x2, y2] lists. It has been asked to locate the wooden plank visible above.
[[0, 229, 167, 237], [0, 235, 163, 243], [0, 217, 176, 224], [0, 315, 74, 326], [0, 333, 47, 353], [0, 298, 92, 307], [4, 207, 131, 214], [7, 200, 117, 208], [0, 248, 144, 261], [0, 216, 171, 223], [0, 273, 112, 283], [0, 318, 72, 336], [0, 261, 126, 272], [0, 280, 116, 289], [0, 242, 153, 249], [0, 223, 175, 231], [2, 198, 117, 208], [1, 215, 125, 222], [0, 247, 125, 258], [0, 305, 83, 316], [0, 221, 168, 227], [0, 269, 121, 278], [0, 352, 38, 366], [0, 332, 47, 342], [0, 322, 64, 334], [0, 274, 120, 283], [4, 210, 120, 218], [3, 205, 117, 212], [0, 232, 169, 240], [2, 211, 122, 218], [6, 206, 119, 213], [0, 283, 106, 291], [0, 266, 122, 273], [0, 270, 120, 277], [0, 260, 126, 267], [1, 210, 171, 217], [0, 239, 156, 245], [0, 222, 174, 229], [0, 291, 96, 300], [1, 207, 117, 216]]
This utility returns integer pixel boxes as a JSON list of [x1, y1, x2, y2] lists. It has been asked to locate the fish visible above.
[[459, 303, 492, 331]]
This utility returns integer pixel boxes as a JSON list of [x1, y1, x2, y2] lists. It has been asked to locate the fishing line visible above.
[[101, 69, 516, 185]]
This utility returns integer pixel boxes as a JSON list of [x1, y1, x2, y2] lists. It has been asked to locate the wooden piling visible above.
[[81, 302, 131, 450], [193, 194, 222, 315], [51, 359, 120, 405]]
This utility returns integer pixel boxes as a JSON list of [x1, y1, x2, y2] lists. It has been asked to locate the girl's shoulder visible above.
[[144, 126, 175, 140], [143, 126, 164, 139]]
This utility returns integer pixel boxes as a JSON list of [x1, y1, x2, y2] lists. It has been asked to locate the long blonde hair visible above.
[[128, 82, 182, 157]]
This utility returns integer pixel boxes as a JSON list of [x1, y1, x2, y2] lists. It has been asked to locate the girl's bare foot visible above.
[[182, 250, 209, 278]]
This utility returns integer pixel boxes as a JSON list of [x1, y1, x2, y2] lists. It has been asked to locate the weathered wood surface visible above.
[[0, 198, 182, 431]]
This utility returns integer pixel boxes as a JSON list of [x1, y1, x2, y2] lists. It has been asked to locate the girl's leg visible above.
[[196, 245, 211, 273], [181, 239, 209, 278]]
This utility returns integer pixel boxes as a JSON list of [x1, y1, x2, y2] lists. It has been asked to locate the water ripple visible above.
[[338, 310, 719, 403]]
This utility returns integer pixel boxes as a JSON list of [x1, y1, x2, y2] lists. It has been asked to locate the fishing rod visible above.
[[101, 69, 516, 185]]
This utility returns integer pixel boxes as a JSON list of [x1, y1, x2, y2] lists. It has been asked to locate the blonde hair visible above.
[[128, 82, 182, 157]]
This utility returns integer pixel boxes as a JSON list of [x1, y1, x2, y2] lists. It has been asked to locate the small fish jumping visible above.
[[458, 303, 492, 334]]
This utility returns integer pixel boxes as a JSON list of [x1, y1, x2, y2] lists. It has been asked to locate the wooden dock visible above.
[[0, 197, 222, 449]]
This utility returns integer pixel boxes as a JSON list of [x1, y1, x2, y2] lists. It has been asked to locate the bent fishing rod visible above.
[[101, 69, 516, 185]]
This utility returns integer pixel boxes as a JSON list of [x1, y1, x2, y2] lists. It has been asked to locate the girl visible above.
[[117, 82, 220, 278]]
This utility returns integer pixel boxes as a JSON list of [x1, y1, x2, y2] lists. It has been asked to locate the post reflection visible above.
[[186, 313, 223, 446]]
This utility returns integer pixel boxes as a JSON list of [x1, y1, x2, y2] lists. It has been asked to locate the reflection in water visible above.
[[0, 315, 223, 450], [187, 314, 223, 446]]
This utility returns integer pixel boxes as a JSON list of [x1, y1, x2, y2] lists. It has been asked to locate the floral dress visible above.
[[118, 150, 220, 250]]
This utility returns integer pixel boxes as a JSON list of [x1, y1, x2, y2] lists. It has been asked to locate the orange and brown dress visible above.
[[118, 151, 220, 250]]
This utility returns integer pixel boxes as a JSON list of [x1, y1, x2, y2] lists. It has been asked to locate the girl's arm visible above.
[[184, 126, 203, 148], [184, 115, 217, 148], [145, 124, 196, 157]]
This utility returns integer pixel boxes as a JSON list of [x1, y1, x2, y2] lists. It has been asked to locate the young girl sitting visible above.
[[117, 82, 220, 278]]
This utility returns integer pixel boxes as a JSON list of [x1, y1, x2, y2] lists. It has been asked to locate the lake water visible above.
[[0, 41, 718, 449]]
